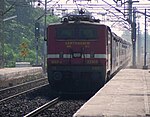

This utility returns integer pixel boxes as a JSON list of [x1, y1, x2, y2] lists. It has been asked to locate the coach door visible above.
[[106, 30, 111, 75]]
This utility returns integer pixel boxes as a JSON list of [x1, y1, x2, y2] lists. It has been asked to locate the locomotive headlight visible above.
[[73, 52, 82, 58], [59, 52, 63, 58], [53, 72, 62, 81], [90, 52, 95, 58]]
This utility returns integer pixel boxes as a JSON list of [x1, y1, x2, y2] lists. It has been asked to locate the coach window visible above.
[[113, 38, 116, 57], [115, 39, 118, 57]]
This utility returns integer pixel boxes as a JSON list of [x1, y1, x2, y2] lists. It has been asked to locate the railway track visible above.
[[24, 97, 60, 117], [0, 84, 58, 117], [23, 97, 88, 117], [0, 76, 89, 117], [0, 80, 87, 117], [0, 77, 49, 103]]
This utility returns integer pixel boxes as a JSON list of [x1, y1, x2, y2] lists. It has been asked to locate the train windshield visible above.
[[56, 25, 98, 40]]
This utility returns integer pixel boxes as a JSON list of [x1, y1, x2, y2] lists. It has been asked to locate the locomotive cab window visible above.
[[56, 25, 98, 40], [78, 28, 97, 40], [56, 28, 75, 39]]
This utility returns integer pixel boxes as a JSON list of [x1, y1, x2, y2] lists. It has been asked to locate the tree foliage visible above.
[[4, 1, 59, 67], [121, 28, 150, 54]]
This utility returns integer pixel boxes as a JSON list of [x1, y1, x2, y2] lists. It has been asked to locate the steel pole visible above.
[[128, 0, 132, 22], [143, 9, 148, 69], [132, 7, 136, 68], [137, 22, 141, 64], [36, 36, 39, 65], [43, 0, 47, 73]]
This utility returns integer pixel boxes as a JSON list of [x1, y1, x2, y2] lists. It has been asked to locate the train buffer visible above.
[[73, 68, 150, 117]]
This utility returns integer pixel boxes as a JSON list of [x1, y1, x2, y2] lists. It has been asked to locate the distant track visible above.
[[0, 77, 47, 93], [0, 80, 49, 103]]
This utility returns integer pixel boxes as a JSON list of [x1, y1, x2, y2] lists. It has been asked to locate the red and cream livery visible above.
[[47, 14, 131, 93]]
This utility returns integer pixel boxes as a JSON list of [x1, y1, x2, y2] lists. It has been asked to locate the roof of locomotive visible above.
[[47, 14, 108, 27], [48, 20, 107, 26]]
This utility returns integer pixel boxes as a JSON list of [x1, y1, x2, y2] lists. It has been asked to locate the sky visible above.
[[37, 0, 150, 37]]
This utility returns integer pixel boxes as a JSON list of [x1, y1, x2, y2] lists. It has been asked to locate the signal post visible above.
[[35, 22, 40, 65], [131, 7, 137, 68]]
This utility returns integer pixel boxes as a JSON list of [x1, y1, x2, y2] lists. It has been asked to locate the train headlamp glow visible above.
[[59, 52, 63, 58], [90, 52, 95, 58], [53, 72, 62, 81], [72, 52, 82, 58]]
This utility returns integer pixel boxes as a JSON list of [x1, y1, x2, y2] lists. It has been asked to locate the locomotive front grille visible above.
[[48, 65, 106, 93]]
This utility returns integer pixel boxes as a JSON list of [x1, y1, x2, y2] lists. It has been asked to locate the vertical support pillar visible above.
[[128, 0, 134, 67], [137, 22, 141, 65], [128, 0, 132, 22], [43, 0, 47, 73], [131, 7, 136, 68], [35, 22, 40, 65], [143, 9, 148, 69]]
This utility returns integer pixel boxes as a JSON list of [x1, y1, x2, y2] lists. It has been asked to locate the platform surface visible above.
[[0, 67, 42, 74], [0, 67, 42, 79], [73, 69, 150, 117], [0, 67, 43, 88]]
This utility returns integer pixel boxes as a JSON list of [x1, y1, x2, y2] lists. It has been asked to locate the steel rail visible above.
[[0, 83, 49, 103], [0, 77, 47, 93], [23, 97, 60, 117]]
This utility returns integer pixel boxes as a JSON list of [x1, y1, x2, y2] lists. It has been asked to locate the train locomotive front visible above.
[[47, 16, 112, 94]]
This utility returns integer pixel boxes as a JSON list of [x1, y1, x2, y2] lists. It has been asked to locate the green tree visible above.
[[3, 1, 59, 67], [121, 29, 131, 42]]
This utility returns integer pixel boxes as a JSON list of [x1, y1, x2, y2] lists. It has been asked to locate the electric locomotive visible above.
[[47, 11, 131, 94]]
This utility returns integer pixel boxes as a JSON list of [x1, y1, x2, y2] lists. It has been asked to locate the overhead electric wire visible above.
[[100, 0, 125, 17], [73, 0, 80, 13]]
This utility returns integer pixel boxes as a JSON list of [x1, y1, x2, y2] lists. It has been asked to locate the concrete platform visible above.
[[0, 67, 43, 88], [73, 69, 150, 117]]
